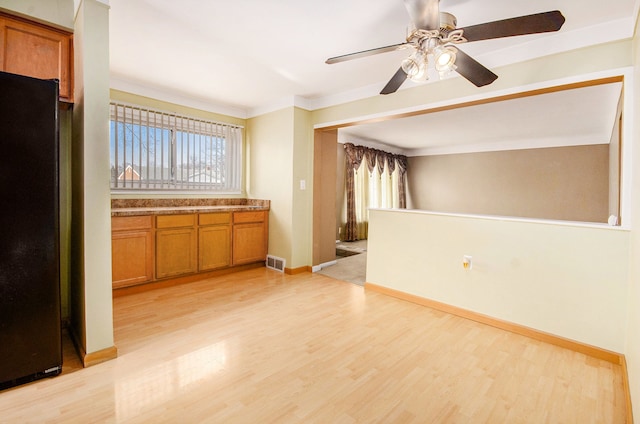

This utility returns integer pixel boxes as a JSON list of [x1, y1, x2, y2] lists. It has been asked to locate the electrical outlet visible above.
[[463, 255, 472, 270]]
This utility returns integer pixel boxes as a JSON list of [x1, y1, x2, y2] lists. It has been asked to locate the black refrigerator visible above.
[[0, 71, 62, 389]]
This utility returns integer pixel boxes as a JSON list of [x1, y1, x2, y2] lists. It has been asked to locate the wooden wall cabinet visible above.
[[199, 213, 231, 271], [0, 14, 74, 102], [233, 211, 268, 265], [111, 216, 154, 289], [156, 214, 197, 279]]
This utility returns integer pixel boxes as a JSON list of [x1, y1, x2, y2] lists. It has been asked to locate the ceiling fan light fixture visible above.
[[409, 62, 429, 82], [434, 45, 457, 73], [401, 51, 427, 78], [326, 3, 565, 95]]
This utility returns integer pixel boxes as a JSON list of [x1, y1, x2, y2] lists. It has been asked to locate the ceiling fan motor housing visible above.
[[439, 12, 457, 32]]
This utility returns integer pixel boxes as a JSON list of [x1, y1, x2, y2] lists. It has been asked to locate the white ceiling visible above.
[[109, 0, 637, 151], [339, 82, 623, 156]]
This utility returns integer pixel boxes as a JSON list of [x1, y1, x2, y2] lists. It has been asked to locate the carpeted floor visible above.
[[318, 240, 367, 286]]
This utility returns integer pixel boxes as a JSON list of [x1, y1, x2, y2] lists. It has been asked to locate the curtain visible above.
[[396, 155, 408, 209], [343, 143, 408, 241], [344, 144, 365, 241], [353, 160, 370, 240]]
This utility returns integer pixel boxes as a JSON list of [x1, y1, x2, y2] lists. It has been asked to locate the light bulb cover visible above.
[[438, 65, 457, 79], [434, 46, 457, 72], [409, 65, 428, 82], [401, 51, 427, 78], [401, 57, 419, 77]]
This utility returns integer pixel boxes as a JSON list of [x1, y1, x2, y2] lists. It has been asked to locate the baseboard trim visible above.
[[285, 266, 312, 275], [68, 325, 118, 368], [312, 260, 338, 272], [83, 346, 119, 368], [621, 356, 635, 423], [365, 282, 623, 365]]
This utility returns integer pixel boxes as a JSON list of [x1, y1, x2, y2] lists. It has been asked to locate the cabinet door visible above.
[[156, 228, 197, 278], [112, 230, 154, 288], [233, 222, 266, 265], [199, 225, 231, 271], [0, 16, 73, 102]]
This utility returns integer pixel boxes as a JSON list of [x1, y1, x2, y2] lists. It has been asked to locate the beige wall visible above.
[[408, 145, 610, 223], [71, 0, 113, 355], [0, 0, 74, 29], [290, 107, 314, 269], [367, 209, 629, 352], [609, 103, 622, 221], [246, 106, 314, 270], [59, 106, 73, 320], [247, 108, 294, 266], [625, 12, 640, 421]]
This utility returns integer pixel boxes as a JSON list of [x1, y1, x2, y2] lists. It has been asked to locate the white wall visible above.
[[367, 209, 629, 352]]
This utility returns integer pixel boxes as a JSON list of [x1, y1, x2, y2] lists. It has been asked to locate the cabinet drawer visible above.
[[233, 210, 265, 224], [112, 215, 153, 231], [156, 214, 196, 229], [199, 212, 231, 226]]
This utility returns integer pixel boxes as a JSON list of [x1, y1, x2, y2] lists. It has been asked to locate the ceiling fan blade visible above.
[[459, 10, 565, 42], [326, 43, 409, 64], [380, 67, 408, 95], [454, 49, 498, 87], [403, 0, 440, 30]]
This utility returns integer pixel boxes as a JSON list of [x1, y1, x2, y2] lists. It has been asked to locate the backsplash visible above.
[[111, 198, 270, 209]]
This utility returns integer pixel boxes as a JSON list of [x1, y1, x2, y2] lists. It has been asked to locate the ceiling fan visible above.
[[326, 0, 565, 95]]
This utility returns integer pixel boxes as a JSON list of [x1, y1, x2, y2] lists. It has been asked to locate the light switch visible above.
[[300, 179, 306, 190]]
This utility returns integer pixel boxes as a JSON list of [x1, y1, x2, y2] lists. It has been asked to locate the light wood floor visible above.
[[0, 268, 627, 423]]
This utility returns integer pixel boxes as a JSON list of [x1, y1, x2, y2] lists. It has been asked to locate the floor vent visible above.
[[266, 255, 286, 272]]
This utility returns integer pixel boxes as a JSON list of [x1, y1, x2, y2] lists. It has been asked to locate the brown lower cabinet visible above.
[[111, 216, 154, 289], [156, 229, 197, 278], [199, 212, 231, 271], [233, 211, 269, 265], [112, 210, 268, 289]]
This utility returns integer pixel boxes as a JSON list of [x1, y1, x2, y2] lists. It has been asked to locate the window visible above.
[[110, 102, 242, 192]]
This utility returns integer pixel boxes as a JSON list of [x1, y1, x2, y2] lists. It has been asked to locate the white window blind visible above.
[[110, 102, 242, 193]]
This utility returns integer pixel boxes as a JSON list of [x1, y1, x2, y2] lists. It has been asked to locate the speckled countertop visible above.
[[111, 198, 270, 217]]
